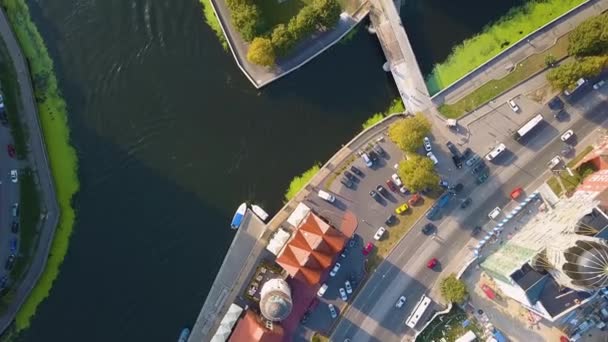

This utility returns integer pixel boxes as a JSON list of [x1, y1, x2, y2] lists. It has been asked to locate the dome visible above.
[[259, 278, 293, 322], [562, 240, 608, 289]]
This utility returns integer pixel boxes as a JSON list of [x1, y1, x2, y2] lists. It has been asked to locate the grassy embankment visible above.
[[438, 33, 570, 118], [2, 0, 79, 331], [547, 145, 594, 196], [199, 0, 228, 50], [427, 0, 585, 95], [361, 98, 404, 130], [284, 164, 321, 202]]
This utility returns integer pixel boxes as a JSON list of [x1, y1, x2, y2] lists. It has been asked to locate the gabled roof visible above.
[[276, 212, 346, 285], [229, 310, 283, 342]]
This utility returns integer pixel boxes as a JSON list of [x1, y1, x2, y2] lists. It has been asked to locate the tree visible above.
[[271, 24, 294, 56], [568, 13, 608, 57], [247, 37, 275, 66], [547, 55, 608, 91], [311, 0, 342, 29], [544, 54, 556, 68], [289, 5, 317, 38], [440, 274, 467, 303], [388, 113, 431, 152], [397, 155, 439, 192], [230, 2, 262, 42]]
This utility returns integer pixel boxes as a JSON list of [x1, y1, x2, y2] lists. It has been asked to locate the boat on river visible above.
[[177, 328, 190, 342], [231, 203, 247, 229], [251, 204, 269, 222]]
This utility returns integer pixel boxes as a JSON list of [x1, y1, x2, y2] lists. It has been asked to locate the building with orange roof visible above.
[[275, 212, 346, 285], [229, 310, 284, 342]]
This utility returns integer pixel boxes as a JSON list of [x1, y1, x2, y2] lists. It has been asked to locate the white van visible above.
[[318, 190, 336, 203], [485, 143, 506, 161], [317, 283, 328, 297]]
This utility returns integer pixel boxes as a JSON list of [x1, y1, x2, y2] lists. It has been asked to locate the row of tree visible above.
[[547, 13, 608, 91], [226, 0, 264, 42], [246, 0, 342, 66]]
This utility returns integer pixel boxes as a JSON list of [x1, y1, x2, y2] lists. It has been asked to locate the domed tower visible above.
[[259, 278, 293, 322]]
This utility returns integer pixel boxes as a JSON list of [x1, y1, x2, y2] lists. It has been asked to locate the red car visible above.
[[362, 242, 374, 256], [510, 187, 523, 200], [427, 258, 438, 269], [408, 193, 422, 206], [385, 180, 398, 192], [7, 144, 15, 158]]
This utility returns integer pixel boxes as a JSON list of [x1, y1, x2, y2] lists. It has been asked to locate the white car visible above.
[[391, 173, 403, 186], [345, 280, 353, 294], [507, 99, 520, 112], [548, 155, 562, 169], [328, 304, 337, 318], [593, 80, 605, 90], [330, 262, 341, 277], [373, 227, 386, 241], [339, 287, 348, 301], [362, 153, 373, 167], [399, 186, 408, 194], [426, 152, 438, 165], [10, 170, 18, 183], [561, 129, 574, 142], [488, 207, 501, 220], [423, 136, 432, 152], [395, 296, 406, 308]]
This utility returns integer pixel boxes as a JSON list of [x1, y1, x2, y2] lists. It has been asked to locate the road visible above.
[[330, 77, 607, 341], [0, 7, 59, 333]]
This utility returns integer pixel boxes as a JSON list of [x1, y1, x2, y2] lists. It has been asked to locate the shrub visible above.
[[568, 13, 608, 57], [247, 37, 275, 66]]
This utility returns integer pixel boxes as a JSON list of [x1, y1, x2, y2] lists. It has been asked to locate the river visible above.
[[17, 0, 519, 340]]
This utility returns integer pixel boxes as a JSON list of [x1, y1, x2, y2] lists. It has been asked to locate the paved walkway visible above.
[[0, 7, 59, 334], [432, 0, 608, 106]]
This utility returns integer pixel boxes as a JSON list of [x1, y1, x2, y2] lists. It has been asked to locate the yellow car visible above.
[[395, 203, 409, 214]]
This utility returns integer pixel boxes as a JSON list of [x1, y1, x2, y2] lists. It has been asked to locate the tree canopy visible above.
[[440, 274, 467, 303], [388, 113, 431, 152], [247, 37, 276, 66], [397, 155, 439, 192], [311, 0, 342, 29], [547, 55, 608, 91], [228, 1, 263, 42], [568, 13, 608, 57], [270, 24, 293, 56]]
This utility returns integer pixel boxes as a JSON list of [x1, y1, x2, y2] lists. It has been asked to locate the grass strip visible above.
[[546, 145, 594, 196], [284, 163, 320, 201], [426, 0, 585, 95], [199, 0, 228, 50], [361, 98, 404, 130], [1, 0, 80, 331], [438, 34, 570, 118]]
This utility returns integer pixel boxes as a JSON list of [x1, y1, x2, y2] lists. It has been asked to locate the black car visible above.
[[373, 144, 386, 157], [446, 141, 461, 157], [548, 96, 564, 111], [0, 111, 7, 126], [385, 214, 396, 226], [350, 166, 363, 177], [460, 197, 472, 209], [369, 190, 381, 201], [462, 148, 472, 161], [422, 223, 435, 235], [472, 226, 482, 236], [449, 183, 464, 194], [5, 255, 15, 270], [452, 155, 462, 168], [0, 275, 7, 290], [368, 150, 379, 162], [344, 170, 356, 182], [376, 185, 389, 197], [11, 221, 18, 233], [471, 162, 486, 175], [341, 177, 353, 188]]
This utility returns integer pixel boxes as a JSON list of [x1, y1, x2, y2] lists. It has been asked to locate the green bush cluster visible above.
[[244, 0, 341, 66], [547, 13, 608, 91], [226, 0, 265, 42]]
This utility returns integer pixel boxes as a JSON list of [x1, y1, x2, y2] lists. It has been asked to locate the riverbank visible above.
[[426, 0, 586, 95], [1, 0, 79, 332]]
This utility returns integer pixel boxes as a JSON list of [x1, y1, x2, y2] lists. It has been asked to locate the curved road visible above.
[[0, 7, 59, 333]]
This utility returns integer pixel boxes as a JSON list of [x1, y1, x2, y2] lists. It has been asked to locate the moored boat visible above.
[[251, 204, 269, 222], [177, 328, 190, 342], [231, 203, 247, 229]]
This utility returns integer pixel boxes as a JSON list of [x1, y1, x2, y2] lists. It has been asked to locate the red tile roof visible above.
[[229, 310, 284, 342]]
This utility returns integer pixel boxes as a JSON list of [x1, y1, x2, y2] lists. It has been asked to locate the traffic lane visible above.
[[0, 128, 18, 280]]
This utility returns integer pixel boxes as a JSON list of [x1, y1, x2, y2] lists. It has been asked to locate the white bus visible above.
[[406, 294, 432, 329], [513, 114, 544, 141], [485, 143, 506, 161]]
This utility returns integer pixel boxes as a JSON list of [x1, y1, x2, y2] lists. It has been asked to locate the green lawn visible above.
[[199, 0, 228, 50], [438, 33, 570, 118], [427, 0, 586, 94], [255, 0, 309, 30], [547, 145, 594, 196]]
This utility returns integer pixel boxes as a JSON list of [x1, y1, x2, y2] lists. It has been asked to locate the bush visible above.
[[440, 274, 467, 303], [388, 113, 431, 152], [568, 13, 608, 57], [230, 2, 263, 42], [285, 164, 320, 201], [312, 0, 342, 29], [290, 6, 317, 38], [271, 24, 294, 56], [547, 55, 608, 91], [247, 37, 275, 66]]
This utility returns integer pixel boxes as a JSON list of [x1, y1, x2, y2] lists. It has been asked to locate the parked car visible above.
[[9, 238, 17, 254], [5, 255, 15, 270], [362, 242, 374, 255], [330, 262, 341, 277], [466, 155, 481, 167], [421, 223, 434, 235], [361, 153, 373, 167], [369, 190, 381, 202], [561, 129, 574, 142], [373, 227, 386, 240], [462, 148, 472, 161], [446, 141, 461, 157], [7, 144, 15, 158], [0, 275, 7, 290], [395, 296, 407, 308], [339, 288, 348, 301], [376, 185, 389, 197], [341, 177, 353, 188], [318, 190, 336, 203], [373, 144, 385, 157], [408, 193, 422, 206], [368, 150, 379, 163], [328, 304, 337, 318], [0, 111, 8, 126], [12, 203, 18, 217], [386, 179, 398, 192], [460, 198, 472, 209], [348, 238, 356, 248], [488, 207, 502, 220], [344, 170, 356, 181], [385, 214, 396, 226], [395, 203, 409, 214], [593, 80, 605, 90], [476, 171, 489, 185], [548, 96, 564, 111], [427, 151, 438, 165], [452, 156, 462, 168], [427, 258, 438, 269], [472, 226, 482, 236], [548, 155, 562, 169], [507, 99, 520, 112], [448, 183, 464, 194], [400, 186, 409, 195], [350, 165, 363, 176], [472, 161, 486, 175], [345, 280, 353, 294], [11, 221, 18, 233], [317, 283, 328, 297], [391, 173, 403, 187], [10, 170, 18, 183], [423, 136, 432, 152]]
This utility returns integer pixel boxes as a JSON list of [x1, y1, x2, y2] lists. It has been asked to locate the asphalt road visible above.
[[330, 79, 608, 341], [0, 118, 20, 288]]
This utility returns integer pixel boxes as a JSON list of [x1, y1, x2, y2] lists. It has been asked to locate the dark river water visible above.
[[17, 0, 519, 340]]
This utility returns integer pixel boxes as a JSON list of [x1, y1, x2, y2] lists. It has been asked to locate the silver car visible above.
[[328, 304, 337, 318]]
